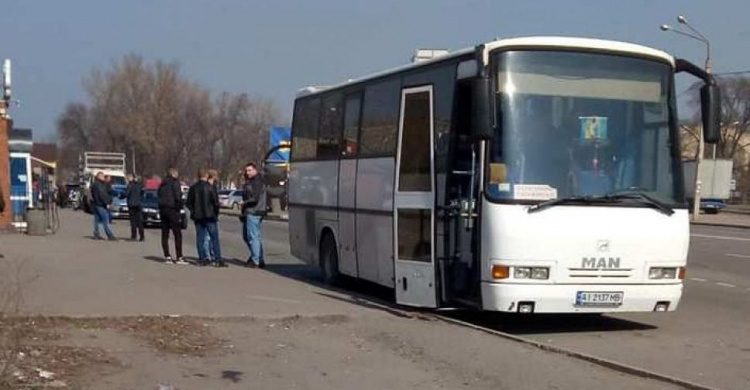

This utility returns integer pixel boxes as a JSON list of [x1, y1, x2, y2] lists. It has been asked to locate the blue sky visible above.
[[3, 0, 749, 139]]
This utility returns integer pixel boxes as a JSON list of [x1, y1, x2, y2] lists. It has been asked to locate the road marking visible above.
[[691, 234, 750, 242], [716, 282, 736, 288], [689, 277, 707, 282], [725, 253, 750, 259]]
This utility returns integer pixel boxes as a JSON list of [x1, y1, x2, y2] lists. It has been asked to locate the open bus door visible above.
[[441, 78, 483, 307], [394, 86, 438, 307]]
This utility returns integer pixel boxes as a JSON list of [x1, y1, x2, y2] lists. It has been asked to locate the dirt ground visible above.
[[0, 312, 681, 390]]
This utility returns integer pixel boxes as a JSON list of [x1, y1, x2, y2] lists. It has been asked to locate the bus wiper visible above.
[[527, 196, 615, 214], [603, 191, 675, 216]]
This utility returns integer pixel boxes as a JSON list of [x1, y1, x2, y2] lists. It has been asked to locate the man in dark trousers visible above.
[[91, 172, 117, 241], [158, 168, 186, 264], [187, 169, 224, 267], [125, 174, 145, 241], [241, 162, 266, 268]]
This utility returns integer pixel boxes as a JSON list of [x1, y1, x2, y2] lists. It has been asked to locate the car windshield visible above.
[[486, 50, 683, 206]]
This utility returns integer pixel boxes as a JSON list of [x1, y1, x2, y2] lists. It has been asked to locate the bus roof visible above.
[[296, 36, 675, 99]]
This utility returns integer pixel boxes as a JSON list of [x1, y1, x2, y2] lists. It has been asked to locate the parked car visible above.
[[221, 190, 244, 210], [141, 189, 188, 229], [110, 186, 130, 219], [218, 189, 232, 209]]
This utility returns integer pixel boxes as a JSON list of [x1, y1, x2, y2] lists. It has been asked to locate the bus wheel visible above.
[[320, 234, 340, 285]]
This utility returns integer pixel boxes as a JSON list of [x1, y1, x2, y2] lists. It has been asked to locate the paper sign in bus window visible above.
[[579, 116, 608, 140]]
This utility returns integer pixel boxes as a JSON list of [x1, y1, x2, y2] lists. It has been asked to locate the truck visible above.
[[683, 159, 733, 214], [78, 152, 127, 213], [79, 152, 127, 187]]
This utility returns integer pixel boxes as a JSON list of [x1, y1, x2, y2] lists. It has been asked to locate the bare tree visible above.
[[56, 54, 281, 184]]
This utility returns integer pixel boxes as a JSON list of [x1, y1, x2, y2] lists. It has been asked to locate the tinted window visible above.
[[398, 90, 432, 192], [291, 97, 320, 161], [317, 94, 344, 160], [397, 209, 432, 262], [360, 78, 401, 157], [342, 93, 362, 158]]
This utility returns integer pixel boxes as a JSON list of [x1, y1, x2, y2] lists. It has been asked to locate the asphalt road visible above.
[[217, 216, 749, 390]]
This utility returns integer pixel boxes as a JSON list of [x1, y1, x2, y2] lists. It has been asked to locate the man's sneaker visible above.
[[175, 257, 189, 265], [258, 261, 266, 269], [213, 261, 228, 268], [164, 256, 174, 264], [107, 236, 118, 242], [197, 259, 209, 267], [245, 259, 257, 268]]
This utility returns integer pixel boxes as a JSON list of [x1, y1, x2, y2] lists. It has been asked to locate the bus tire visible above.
[[320, 233, 340, 285]]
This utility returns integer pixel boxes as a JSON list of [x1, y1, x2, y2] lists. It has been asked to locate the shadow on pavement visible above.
[[256, 261, 658, 335], [143, 256, 167, 264], [438, 310, 658, 335]]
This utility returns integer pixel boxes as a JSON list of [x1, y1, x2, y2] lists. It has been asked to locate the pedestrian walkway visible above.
[[0, 209, 350, 318], [692, 211, 750, 229]]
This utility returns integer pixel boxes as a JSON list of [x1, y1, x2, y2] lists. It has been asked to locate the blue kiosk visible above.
[[8, 128, 32, 229]]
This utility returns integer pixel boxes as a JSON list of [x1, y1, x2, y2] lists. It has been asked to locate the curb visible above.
[[691, 222, 750, 230]]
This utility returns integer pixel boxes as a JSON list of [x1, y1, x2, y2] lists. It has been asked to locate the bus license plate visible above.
[[575, 291, 623, 307]]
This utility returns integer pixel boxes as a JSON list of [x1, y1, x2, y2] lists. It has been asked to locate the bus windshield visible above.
[[486, 50, 684, 206]]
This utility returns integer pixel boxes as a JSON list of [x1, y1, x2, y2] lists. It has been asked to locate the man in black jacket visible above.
[[91, 172, 116, 240], [241, 162, 266, 268], [125, 174, 145, 241], [187, 169, 224, 267], [158, 168, 186, 264]]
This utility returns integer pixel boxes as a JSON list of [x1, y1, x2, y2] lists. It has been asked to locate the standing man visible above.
[[187, 169, 224, 267], [158, 168, 186, 264], [104, 175, 116, 224], [206, 169, 220, 261], [91, 172, 117, 241], [241, 162, 266, 268], [126, 174, 145, 241]]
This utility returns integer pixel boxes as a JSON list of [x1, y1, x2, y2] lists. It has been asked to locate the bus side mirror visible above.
[[700, 83, 721, 144], [471, 77, 494, 141]]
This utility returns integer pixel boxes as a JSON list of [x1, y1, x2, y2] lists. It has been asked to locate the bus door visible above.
[[394, 86, 437, 307], [442, 80, 481, 306]]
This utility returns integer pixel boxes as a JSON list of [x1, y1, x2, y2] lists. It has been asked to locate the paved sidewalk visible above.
[[692, 212, 750, 229], [0, 209, 349, 318], [0, 210, 687, 390]]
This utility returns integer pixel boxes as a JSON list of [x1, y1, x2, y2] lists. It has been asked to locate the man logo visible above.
[[597, 240, 610, 252], [582, 257, 621, 269]]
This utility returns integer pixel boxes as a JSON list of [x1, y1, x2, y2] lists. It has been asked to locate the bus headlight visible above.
[[649, 267, 678, 279], [514, 267, 549, 280]]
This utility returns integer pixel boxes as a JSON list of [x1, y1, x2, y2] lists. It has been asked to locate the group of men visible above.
[[89, 161, 266, 268]]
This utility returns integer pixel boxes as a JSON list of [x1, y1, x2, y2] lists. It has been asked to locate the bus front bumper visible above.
[[481, 282, 683, 313]]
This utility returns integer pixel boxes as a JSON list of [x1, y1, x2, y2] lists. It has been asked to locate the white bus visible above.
[[288, 37, 720, 313]]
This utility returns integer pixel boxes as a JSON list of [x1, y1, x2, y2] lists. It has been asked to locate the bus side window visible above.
[[292, 98, 321, 161], [342, 93, 362, 158], [318, 94, 344, 160]]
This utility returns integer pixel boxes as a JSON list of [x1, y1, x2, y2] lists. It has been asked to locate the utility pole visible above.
[[131, 145, 137, 174], [661, 15, 712, 221]]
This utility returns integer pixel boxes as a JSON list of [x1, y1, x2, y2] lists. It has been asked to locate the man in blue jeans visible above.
[[241, 162, 266, 268], [91, 172, 117, 241], [187, 168, 224, 267]]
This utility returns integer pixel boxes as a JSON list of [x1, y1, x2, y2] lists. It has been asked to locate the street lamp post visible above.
[[661, 15, 712, 221]]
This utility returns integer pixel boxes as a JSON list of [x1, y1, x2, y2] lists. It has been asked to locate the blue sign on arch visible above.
[[269, 126, 291, 163]]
